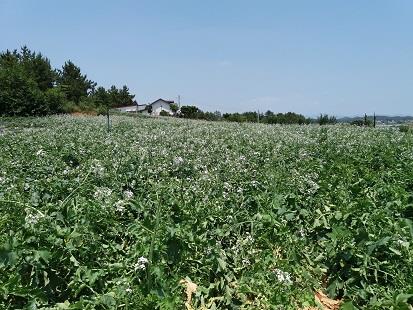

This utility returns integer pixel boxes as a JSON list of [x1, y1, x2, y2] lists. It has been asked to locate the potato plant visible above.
[[0, 115, 412, 309]]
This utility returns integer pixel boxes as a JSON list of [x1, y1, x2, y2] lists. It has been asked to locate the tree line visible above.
[[1, 46, 341, 125], [177, 106, 337, 125], [0, 46, 135, 116]]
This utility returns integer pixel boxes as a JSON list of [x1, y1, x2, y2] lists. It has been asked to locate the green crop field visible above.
[[0, 115, 412, 309]]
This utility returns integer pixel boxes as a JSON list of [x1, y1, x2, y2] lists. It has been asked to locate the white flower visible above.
[[138, 256, 149, 264], [36, 149, 45, 156], [245, 233, 254, 243], [92, 160, 105, 177], [125, 287, 133, 294], [24, 208, 44, 226], [115, 200, 126, 213], [94, 187, 113, 200], [25, 213, 39, 225], [123, 190, 133, 200], [173, 156, 184, 166], [272, 268, 293, 284], [242, 258, 251, 266], [135, 256, 149, 271]]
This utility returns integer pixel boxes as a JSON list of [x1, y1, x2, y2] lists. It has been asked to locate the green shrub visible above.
[[399, 125, 411, 133]]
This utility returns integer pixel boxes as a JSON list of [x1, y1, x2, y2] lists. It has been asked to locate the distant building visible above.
[[140, 98, 176, 116], [116, 105, 137, 113], [116, 99, 177, 116], [115, 101, 138, 113], [137, 104, 147, 112]]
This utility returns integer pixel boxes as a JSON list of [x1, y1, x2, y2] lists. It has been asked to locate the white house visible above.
[[115, 100, 139, 113], [137, 104, 147, 112], [140, 99, 176, 116], [116, 105, 138, 113]]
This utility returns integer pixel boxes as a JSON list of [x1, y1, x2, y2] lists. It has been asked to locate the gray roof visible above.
[[150, 98, 175, 105]]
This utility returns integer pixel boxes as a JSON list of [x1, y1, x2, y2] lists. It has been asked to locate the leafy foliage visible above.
[[0, 46, 136, 116], [56, 60, 96, 104], [170, 103, 179, 113], [0, 114, 412, 309], [351, 115, 374, 127], [0, 47, 62, 116], [159, 110, 170, 116], [179, 107, 311, 124], [317, 114, 337, 125], [180, 105, 202, 118], [399, 125, 412, 133]]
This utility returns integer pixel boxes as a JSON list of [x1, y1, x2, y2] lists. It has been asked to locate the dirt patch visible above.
[[302, 291, 342, 310], [315, 291, 341, 310], [180, 279, 198, 310]]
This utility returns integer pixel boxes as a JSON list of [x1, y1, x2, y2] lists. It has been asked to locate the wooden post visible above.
[[107, 109, 110, 132]]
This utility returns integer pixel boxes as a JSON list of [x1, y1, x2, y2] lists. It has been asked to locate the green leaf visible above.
[[217, 257, 227, 271], [285, 213, 295, 221], [100, 292, 116, 307], [26, 299, 38, 310], [395, 293, 413, 304], [56, 301, 71, 309], [0, 249, 18, 266], [389, 247, 401, 255], [34, 250, 51, 263], [341, 301, 358, 310], [70, 255, 79, 266], [334, 211, 342, 220]]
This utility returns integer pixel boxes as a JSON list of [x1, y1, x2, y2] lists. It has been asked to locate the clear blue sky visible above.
[[1, 0, 412, 116]]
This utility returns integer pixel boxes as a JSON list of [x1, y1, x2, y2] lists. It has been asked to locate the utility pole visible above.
[[178, 95, 181, 108], [373, 112, 376, 128], [257, 110, 260, 123], [106, 108, 110, 132]]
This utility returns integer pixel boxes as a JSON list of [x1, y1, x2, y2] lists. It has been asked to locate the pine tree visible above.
[[0, 46, 59, 116], [57, 60, 96, 103]]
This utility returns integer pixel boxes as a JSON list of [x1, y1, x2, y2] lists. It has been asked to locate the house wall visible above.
[[151, 100, 172, 116], [117, 105, 137, 112]]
